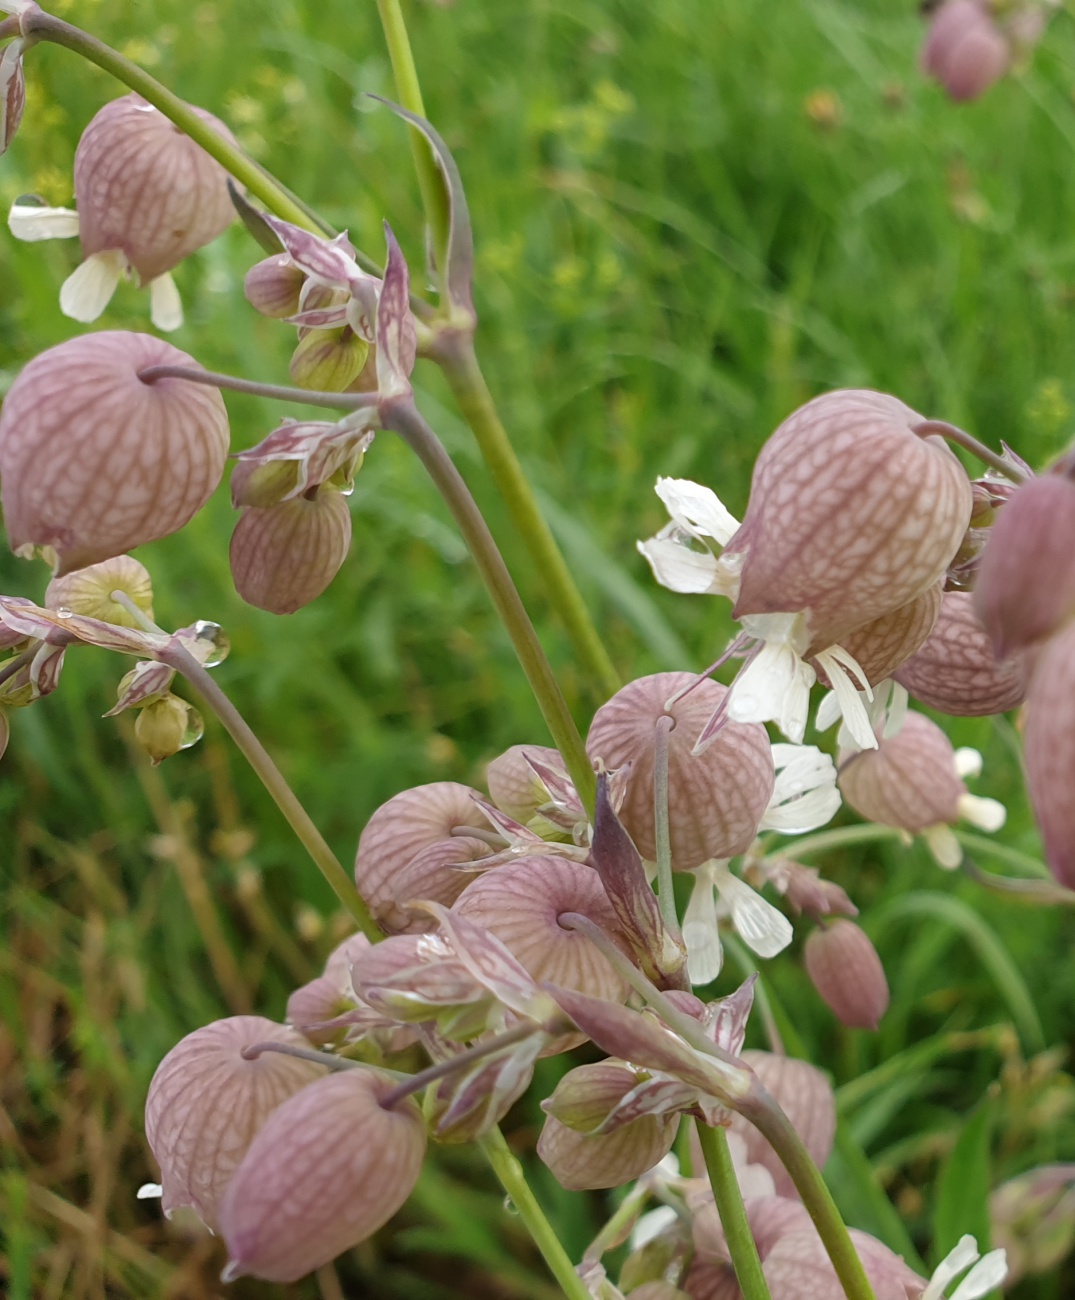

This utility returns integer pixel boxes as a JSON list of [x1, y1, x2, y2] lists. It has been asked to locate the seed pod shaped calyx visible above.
[[921, 0, 1011, 102], [230, 489, 352, 614], [804, 919, 890, 1030], [220, 1069, 426, 1283], [0, 332, 230, 574], [586, 672, 775, 869]]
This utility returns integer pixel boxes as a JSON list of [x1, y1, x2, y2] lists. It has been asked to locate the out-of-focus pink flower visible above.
[[921, 0, 1010, 102], [804, 919, 890, 1030], [0, 331, 229, 574]]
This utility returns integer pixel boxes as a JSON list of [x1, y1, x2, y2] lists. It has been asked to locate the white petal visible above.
[[59, 250, 126, 322], [149, 272, 183, 332], [923, 823, 963, 870], [958, 793, 1006, 832], [881, 680, 909, 739], [654, 477, 740, 545], [922, 1235, 981, 1300], [954, 747, 983, 780], [136, 1182, 163, 1200], [714, 864, 793, 959], [727, 641, 814, 743], [814, 647, 877, 752], [629, 1206, 678, 1251], [683, 863, 724, 984], [761, 744, 841, 833], [949, 1249, 1008, 1300], [815, 689, 842, 732], [760, 785, 842, 834], [637, 535, 722, 594], [8, 202, 81, 241]]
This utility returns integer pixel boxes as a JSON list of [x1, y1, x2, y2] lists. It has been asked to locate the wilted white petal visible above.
[[149, 272, 183, 332], [954, 747, 983, 779], [923, 823, 962, 870], [637, 535, 723, 594], [727, 635, 815, 744], [8, 202, 81, 241], [814, 647, 877, 752], [949, 1249, 1008, 1300], [958, 793, 1006, 832], [59, 250, 127, 322], [762, 743, 841, 834], [682, 861, 724, 984], [654, 476, 740, 544], [922, 1235, 982, 1300], [713, 862, 793, 958]]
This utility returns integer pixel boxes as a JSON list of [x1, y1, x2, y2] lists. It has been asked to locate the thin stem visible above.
[[0, 14, 20, 39], [378, 1023, 536, 1110], [374, 0, 451, 279], [477, 1126, 592, 1300], [912, 420, 1028, 483], [160, 640, 381, 940], [438, 335, 621, 702], [137, 365, 378, 412], [737, 1089, 877, 1300], [383, 399, 595, 811], [695, 1121, 771, 1300], [240, 1041, 364, 1072], [961, 860, 1075, 905], [653, 714, 679, 933], [22, 9, 337, 240], [761, 823, 904, 861], [953, 828, 1049, 878]]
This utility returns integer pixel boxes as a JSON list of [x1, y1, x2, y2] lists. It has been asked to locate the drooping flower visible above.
[[804, 919, 890, 1030], [9, 94, 237, 330], [920, 0, 1011, 101], [0, 331, 229, 573]]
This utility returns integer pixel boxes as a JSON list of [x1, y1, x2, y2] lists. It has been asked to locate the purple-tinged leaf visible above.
[[375, 223, 417, 399], [29, 641, 65, 699], [261, 215, 358, 289], [104, 660, 176, 716], [699, 975, 756, 1055]]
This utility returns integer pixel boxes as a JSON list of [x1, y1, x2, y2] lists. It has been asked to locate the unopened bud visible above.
[[804, 919, 889, 1030], [975, 474, 1075, 659], [244, 253, 305, 318], [0, 332, 230, 574], [538, 1104, 678, 1192], [895, 590, 1026, 716], [229, 490, 352, 614], [921, 0, 1010, 102], [134, 693, 203, 764], [219, 1070, 426, 1283], [354, 782, 490, 933], [289, 328, 369, 392], [45, 555, 155, 627], [145, 1016, 325, 1230], [586, 672, 775, 868], [486, 743, 564, 824], [229, 457, 301, 509], [0, 37, 25, 155]]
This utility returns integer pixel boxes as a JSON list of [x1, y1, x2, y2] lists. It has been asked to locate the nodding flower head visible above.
[[229, 489, 353, 614], [0, 331, 230, 574], [804, 919, 890, 1031]]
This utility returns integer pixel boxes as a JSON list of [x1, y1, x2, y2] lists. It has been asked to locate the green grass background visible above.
[[2, 0, 1075, 1294]]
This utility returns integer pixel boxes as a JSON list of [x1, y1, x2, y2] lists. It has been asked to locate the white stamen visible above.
[[958, 793, 1006, 832], [954, 747, 983, 780], [59, 249, 126, 322], [8, 201, 81, 241], [713, 862, 793, 958], [149, 272, 183, 332]]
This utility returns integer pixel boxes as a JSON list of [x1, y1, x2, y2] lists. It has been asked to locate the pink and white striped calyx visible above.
[[639, 391, 971, 750], [8, 94, 237, 330]]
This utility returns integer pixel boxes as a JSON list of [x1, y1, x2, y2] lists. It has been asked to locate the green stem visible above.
[[374, 0, 451, 277], [161, 641, 381, 940], [737, 1089, 877, 1300], [384, 399, 595, 811], [438, 336, 621, 702], [653, 714, 679, 934], [478, 1127, 591, 1300], [695, 1121, 771, 1300], [761, 823, 905, 861], [22, 9, 333, 238]]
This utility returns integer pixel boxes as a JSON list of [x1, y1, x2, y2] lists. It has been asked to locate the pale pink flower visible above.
[[229, 489, 352, 614], [804, 919, 890, 1030], [921, 0, 1010, 102]]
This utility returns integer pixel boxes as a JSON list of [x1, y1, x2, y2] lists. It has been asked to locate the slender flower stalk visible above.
[[478, 1126, 593, 1300], [912, 420, 1028, 484], [694, 1120, 771, 1300], [383, 399, 596, 810], [138, 364, 379, 413], [378, 1024, 538, 1110]]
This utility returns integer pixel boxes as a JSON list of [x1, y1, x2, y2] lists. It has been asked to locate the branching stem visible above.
[[378, 1023, 537, 1110], [137, 365, 378, 412], [912, 420, 1028, 483]]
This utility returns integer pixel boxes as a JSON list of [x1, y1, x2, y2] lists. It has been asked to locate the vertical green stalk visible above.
[[478, 1128, 592, 1300], [695, 1121, 771, 1300], [384, 399, 596, 810], [653, 714, 679, 933], [374, 0, 452, 275], [439, 336, 622, 701], [162, 642, 381, 940]]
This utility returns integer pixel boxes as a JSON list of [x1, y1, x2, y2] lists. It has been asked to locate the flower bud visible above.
[[219, 1069, 426, 1283], [767, 860, 858, 923], [243, 253, 305, 318], [921, 0, 1010, 102], [74, 94, 235, 286], [895, 590, 1026, 715], [452, 857, 630, 1002], [804, 920, 889, 1030], [229, 456, 302, 509], [486, 743, 565, 823], [286, 932, 371, 1046], [974, 474, 1075, 659], [354, 782, 491, 934], [134, 692, 203, 763], [144, 1016, 325, 1229], [289, 327, 369, 392], [0, 332, 229, 574], [229, 489, 351, 614], [1024, 621, 1075, 888], [586, 672, 775, 869], [44, 554, 155, 627], [0, 37, 25, 155], [726, 390, 972, 651]]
